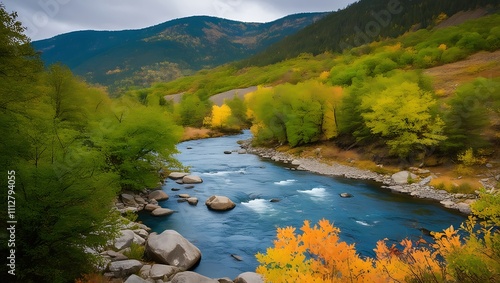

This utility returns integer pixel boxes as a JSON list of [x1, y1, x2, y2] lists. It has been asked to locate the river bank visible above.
[[239, 140, 480, 214]]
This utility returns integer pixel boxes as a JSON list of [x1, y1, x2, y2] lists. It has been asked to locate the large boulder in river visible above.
[[234, 272, 265, 283], [182, 175, 203, 184], [171, 271, 218, 283], [149, 190, 169, 201], [391, 171, 418, 184], [205, 195, 236, 211], [146, 230, 201, 270]]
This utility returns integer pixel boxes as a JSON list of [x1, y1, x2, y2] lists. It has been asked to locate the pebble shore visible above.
[[240, 140, 478, 214]]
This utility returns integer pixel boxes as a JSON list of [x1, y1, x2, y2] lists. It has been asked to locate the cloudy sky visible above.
[[4, 0, 357, 41]]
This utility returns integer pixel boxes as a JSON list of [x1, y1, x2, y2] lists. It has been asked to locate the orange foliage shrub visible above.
[[257, 218, 500, 283]]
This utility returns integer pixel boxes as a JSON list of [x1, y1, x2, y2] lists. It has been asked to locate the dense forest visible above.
[[0, 6, 184, 282], [1, 1, 500, 282], [242, 0, 500, 66]]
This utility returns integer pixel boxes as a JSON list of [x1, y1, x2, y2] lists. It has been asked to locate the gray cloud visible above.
[[3, 0, 356, 41]]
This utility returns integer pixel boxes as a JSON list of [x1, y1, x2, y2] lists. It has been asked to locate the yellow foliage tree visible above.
[[207, 104, 232, 129]]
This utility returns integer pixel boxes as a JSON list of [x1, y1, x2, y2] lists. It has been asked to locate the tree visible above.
[[361, 82, 446, 158], [175, 93, 212, 127], [246, 82, 341, 147], [258, 216, 500, 283], [256, 219, 378, 283], [94, 101, 183, 190], [442, 78, 500, 154], [205, 104, 233, 130]]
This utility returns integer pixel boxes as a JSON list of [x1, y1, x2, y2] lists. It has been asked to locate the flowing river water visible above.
[[139, 131, 466, 279]]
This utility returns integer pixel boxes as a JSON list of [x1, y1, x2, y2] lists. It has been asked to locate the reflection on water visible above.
[[139, 131, 466, 279]]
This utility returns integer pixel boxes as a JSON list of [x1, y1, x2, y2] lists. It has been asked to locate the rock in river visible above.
[[182, 175, 203, 184], [169, 172, 189, 180], [151, 208, 175, 216], [339, 193, 353, 198], [205, 195, 236, 211], [149, 190, 169, 201], [146, 230, 202, 270]]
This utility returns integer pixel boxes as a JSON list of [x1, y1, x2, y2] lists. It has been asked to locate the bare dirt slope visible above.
[[424, 50, 500, 96]]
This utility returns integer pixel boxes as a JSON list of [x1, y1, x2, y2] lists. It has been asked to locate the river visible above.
[[139, 131, 466, 279]]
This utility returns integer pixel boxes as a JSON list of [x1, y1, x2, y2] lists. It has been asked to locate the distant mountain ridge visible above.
[[32, 13, 327, 90]]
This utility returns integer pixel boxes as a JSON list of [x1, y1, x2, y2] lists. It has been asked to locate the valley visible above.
[[2, 0, 500, 282]]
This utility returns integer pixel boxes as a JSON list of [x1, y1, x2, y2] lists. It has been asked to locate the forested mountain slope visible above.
[[32, 13, 326, 91], [243, 0, 499, 66]]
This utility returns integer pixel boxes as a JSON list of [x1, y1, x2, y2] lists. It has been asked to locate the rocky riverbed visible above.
[[101, 187, 263, 283], [239, 140, 482, 215]]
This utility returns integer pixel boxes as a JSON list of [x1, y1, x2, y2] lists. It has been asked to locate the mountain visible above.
[[242, 0, 499, 66], [32, 13, 327, 91]]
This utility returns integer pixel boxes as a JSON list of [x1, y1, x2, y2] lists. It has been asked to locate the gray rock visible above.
[[419, 176, 433, 186], [133, 233, 146, 245], [171, 271, 218, 283], [135, 196, 148, 205], [169, 172, 189, 180], [125, 274, 149, 283], [178, 194, 190, 199], [146, 230, 201, 270], [145, 203, 161, 212], [187, 197, 199, 205], [116, 202, 125, 209], [134, 229, 149, 239], [139, 264, 152, 278], [339, 193, 353, 198], [151, 208, 175, 217], [108, 259, 143, 278], [105, 250, 128, 261], [291, 159, 301, 166], [234, 272, 265, 283], [182, 175, 203, 184], [238, 149, 247, 154], [205, 195, 236, 211], [114, 230, 135, 250], [149, 190, 169, 201], [122, 193, 138, 207], [456, 202, 472, 214], [231, 254, 243, 261], [149, 264, 181, 280], [391, 171, 418, 184], [440, 200, 456, 208]]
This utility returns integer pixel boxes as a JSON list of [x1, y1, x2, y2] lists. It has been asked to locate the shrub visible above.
[[123, 242, 145, 260]]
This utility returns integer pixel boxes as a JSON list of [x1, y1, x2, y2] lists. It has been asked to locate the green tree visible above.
[[442, 78, 500, 154], [361, 82, 446, 158], [175, 93, 212, 127], [95, 101, 183, 190]]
